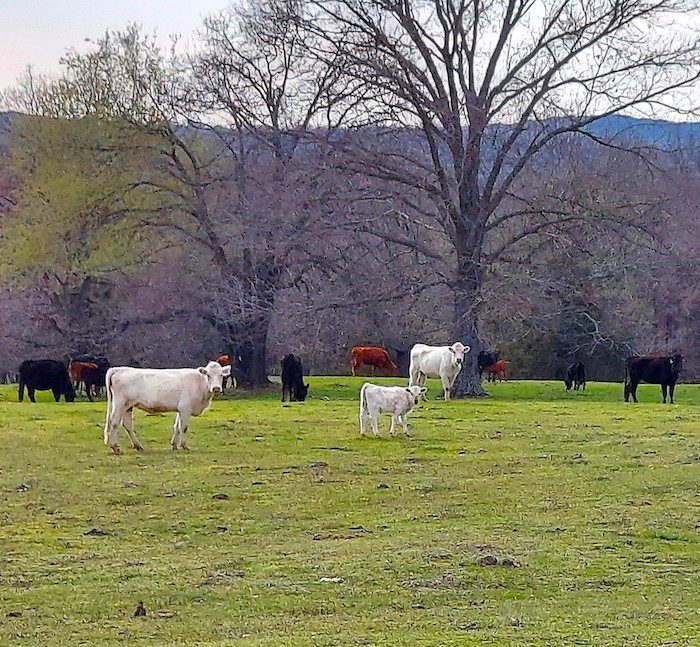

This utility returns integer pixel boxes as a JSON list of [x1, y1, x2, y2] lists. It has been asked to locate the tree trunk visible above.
[[228, 320, 271, 387], [450, 250, 487, 398]]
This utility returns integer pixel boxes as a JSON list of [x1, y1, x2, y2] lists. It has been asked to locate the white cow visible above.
[[103, 361, 231, 455], [359, 383, 427, 437], [408, 342, 470, 401]]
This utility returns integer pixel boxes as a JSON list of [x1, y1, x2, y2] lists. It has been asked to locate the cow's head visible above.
[[298, 382, 310, 401], [448, 342, 470, 368], [670, 353, 683, 373], [406, 385, 428, 406], [198, 361, 231, 394]]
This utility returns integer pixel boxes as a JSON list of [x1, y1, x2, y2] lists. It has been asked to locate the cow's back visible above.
[[19, 359, 67, 387], [109, 367, 207, 413]]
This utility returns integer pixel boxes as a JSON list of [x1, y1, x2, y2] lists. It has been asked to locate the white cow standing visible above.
[[359, 383, 427, 436], [408, 342, 470, 401], [103, 361, 231, 455]]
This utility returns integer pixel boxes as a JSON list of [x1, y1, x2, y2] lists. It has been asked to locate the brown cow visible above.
[[214, 355, 235, 390], [69, 361, 98, 394], [350, 347, 397, 376], [483, 359, 511, 382]]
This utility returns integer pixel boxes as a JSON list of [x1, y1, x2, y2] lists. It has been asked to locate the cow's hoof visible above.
[[110, 445, 122, 456], [179, 445, 190, 451], [133, 444, 144, 452], [171, 444, 178, 451]]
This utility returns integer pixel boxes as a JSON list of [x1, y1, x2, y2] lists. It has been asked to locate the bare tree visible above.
[[295, 0, 699, 394]]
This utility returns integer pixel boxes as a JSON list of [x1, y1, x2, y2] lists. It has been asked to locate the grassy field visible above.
[[0, 378, 698, 646]]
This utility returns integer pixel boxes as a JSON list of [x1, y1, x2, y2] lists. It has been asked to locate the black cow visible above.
[[564, 361, 586, 391], [477, 350, 500, 380], [281, 354, 309, 402], [82, 360, 111, 401], [624, 354, 683, 404], [18, 359, 76, 403]]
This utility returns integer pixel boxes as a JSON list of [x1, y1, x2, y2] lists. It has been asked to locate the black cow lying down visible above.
[[564, 361, 586, 391], [18, 359, 76, 403], [281, 354, 309, 402], [624, 354, 682, 404]]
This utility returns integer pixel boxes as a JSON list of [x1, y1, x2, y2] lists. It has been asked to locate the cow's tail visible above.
[[103, 368, 116, 445], [623, 359, 630, 401], [18, 376, 24, 402], [359, 382, 370, 423]]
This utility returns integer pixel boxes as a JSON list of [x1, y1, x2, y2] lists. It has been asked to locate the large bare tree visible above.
[[297, 0, 699, 394]]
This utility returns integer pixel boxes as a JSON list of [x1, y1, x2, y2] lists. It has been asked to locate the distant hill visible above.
[[585, 115, 700, 148], [1, 111, 698, 151]]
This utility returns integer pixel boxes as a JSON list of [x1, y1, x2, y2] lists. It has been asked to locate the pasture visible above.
[[0, 379, 698, 645]]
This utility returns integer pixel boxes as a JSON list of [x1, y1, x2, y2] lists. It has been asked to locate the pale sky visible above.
[[0, 0, 229, 89]]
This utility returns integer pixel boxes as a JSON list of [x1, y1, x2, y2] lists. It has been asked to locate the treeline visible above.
[[0, 1, 698, 386]]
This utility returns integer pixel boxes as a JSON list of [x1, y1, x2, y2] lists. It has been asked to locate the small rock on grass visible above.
[[212, 493, 229, 500], [377, 483, 390, 489], [84, 527, 108, 536]]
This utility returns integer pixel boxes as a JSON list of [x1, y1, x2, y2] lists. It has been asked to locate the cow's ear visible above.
[[463, 345, 471, 353], [405, 388, 413, 394], [420, 387, 428, 394], [222, 365, 231, 376], [198, 366, 209, 375]]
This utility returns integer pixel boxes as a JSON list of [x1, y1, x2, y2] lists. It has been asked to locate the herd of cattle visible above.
[[12, 345, 685, 453]]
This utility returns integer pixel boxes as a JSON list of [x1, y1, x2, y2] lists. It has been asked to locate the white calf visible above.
[[359, 383, 427, 437], [103, 361, 231, 454], [408, 342, 470, 401]]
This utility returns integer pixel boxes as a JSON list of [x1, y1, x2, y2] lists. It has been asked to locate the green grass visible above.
[[0, 378, 698, 646]]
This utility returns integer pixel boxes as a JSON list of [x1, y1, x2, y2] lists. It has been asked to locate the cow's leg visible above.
[[408, 365, 419, 387], [104, 400, 125, 455], [359, 409, 366, 435], [171, 413, 182, 450], [28, 387, 36, 403], [399, 413, 409, 435], [369, 410, 380, 437], [52, 388, 61, 402], [177, 411, 192, 450], [631, 381, 639, 403], [281, 383, 287, 403], [441, 375, 451, 401], [669, 382, 675, 404], [661, 383, 667, 404], [389, 414, 397, 436], [350, 358, 358, 376], [122, 407, 144, 451]]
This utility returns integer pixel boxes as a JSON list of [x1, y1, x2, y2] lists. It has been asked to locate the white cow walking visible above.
[[359, 383, 427, 436], [103, 361, 231, 455], [408, 342, 470, 401]]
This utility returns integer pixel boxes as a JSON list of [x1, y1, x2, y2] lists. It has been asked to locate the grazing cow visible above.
[[350, 346, 397, 377], [483, 359, 511, 382], [477, 350, 500, 380], [69, 360, 98, 394], [18, 359, 76, 403], [103, 361, 231, 455], [281, 354, 309, 402], [408, 342, 469, 401], [624, 354, 682, 404], [359, 383, 427, 436], [564, 361, 586, 391]]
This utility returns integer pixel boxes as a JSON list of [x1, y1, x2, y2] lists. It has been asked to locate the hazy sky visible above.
[[0, 0, 229, 89]]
